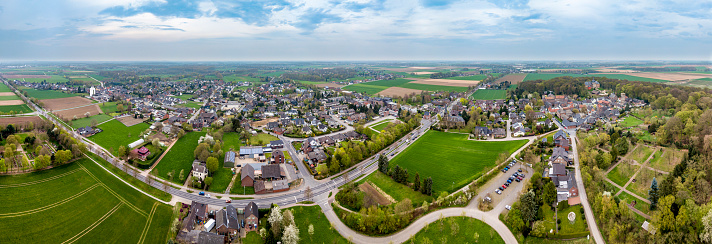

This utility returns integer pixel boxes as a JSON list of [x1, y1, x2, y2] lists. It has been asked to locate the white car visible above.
[[495, 189, 502, 194], [505, 205, 511, 210]]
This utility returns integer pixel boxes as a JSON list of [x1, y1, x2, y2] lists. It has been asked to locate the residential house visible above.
[[215, 205, 239, 237], [261, 164, 282, 180], [131, 147, 150, 161], [269, 140, 284, 149], [272, 150, 285, 164], [244, 202, 259, 232], [192, 162, 208, 181], [241, 164, 255, 187]]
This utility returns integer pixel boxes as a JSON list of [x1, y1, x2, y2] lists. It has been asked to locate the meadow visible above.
[[207, 167, 234, 193], [360, 171, 433, 205], [248, 133, 279, 146], [0, 158, 171, 243], [89, 119, 150, 155], [19, 75, 69, 83], [288, 206, 350, 244], [99, 101, 120, 114], [443, 74, 487, 80], [152, 132, 207, 184], [0, 104, 33, 113], [408, 217, 504, 244], [21, 87, 77, 99], [470, 89, 507, 100], [389, 130, 526, 194], [343, 83, 388, 95], [620, 116, 644, 127], [70, 114, 113, 129]]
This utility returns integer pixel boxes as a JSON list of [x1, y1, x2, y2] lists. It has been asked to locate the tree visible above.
[[268, 205, 284, 236], [308, 224, 314, 241], [282, 224, 300, 244], [117, 104, 124, 112], [700, 209, 712, 243], [378, 154, 389, 174], [316, 164, 328, 175], [0, 158, 5, 173], [519, 190, 538, 224], [90, 119, 98, 127], [204, 177, 213, 189], [182, 122, 193, 132], [421, 177, 433, 196], [4, 144, 15, 161], [542, 181, 557, 206], [179, 169, 186, 182], [54, 150, 72, 165], [206, 157, 219, 175], [118, 145, 127, 158], [654, 195, 676, 233], [414, 172, 421, 191], [649, 177, 659, 210], [304, 186, 313, 201]]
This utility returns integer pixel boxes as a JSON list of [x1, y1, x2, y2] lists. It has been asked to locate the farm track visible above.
[[79, 163, 148, 217], [0, 168, 82, 188], [137, 202, 159, 244], [0, 183, 101, 218]]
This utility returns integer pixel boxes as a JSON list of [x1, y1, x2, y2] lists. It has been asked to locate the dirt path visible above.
[[616, 148, 658, 197], [142, 139, 177, 177], [606, 143, 640, 174]]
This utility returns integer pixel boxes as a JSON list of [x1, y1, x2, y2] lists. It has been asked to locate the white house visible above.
[[192, 162, 208, 180]]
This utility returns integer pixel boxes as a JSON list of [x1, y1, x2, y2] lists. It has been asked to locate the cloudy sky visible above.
[[1, 0, 711, 61]]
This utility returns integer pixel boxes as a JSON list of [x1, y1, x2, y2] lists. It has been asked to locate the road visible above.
[[553, 119, 605, 244]]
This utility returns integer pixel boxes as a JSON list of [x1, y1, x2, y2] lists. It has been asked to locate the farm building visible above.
[[128, 139, 144, 149], [224, 151, 236, 167]]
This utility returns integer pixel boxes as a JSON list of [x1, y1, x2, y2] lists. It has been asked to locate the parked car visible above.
[[498, 186, 504, 191], [520, 174, 526, 178], [199, 191, 205, 196], [515, 178, 521, 182], [505, 205, 512, 210], [507, 179, 512, 183], [504, 182, 510, 186], [502, 184, 507, 189], [518, 169, 523, 172], [495, 189, 502, 194]]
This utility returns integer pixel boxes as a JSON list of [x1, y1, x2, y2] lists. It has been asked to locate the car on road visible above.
[[390, 153, 395, 156], [199, 191, 205, 196], [206, 194, 211, 198], [225, 199, 232, 203], [505, 205, 511, 210]]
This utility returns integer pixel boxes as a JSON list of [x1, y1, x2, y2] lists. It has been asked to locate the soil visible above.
[[54, 105, 102, 120], [358, 182, 393, 206], [409, 78, 479, 87], [377, 87, 424, 97], [41, 97, 95, 111], [0, 100, 25, 105]]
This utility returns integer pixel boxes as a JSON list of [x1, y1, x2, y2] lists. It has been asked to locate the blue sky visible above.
[[0, 0, 711, 61]]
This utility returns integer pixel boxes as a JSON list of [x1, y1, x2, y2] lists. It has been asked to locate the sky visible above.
[[1, 0, 711, 61]]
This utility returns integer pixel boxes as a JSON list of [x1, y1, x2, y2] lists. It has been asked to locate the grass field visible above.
[[390, 130, 527, 194], [523, 73, 669, 83], [0, 158, 171, 243], [360, 171, 433, 205], [620, 116, 644, 127], [648, 148, 685, 173], [556, 205, 588, 235], [0, 104, 32, 113], [366, 78, 414, 87], [221, 132, 242, 152], [85, 152, 172, 201], [626, 167, 663, 199], [20, 75, 69, 83], [629, 146, 655, 164], [248, 133, 278, 146], [287, 205, 350, 244], [606, 161, 639, 186], [470, 89, 507, 100], [230, 173, 255, 195], [207, 167, 234, 193], [443, 74, 487, 80], [408, 216, 504, 244], [153, 132, 207, 184], [343, 83, 388, 95], [617, 191, 650, 217], [21, 87, 77, 99], [88, 119, 150, 156], [398, 83, 469, 92], [370, 119, 393, 132], [98, 102, 120, 114], [70, 114, 113, 129]]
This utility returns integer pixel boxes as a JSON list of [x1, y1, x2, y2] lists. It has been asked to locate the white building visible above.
[[89, 86, 96, 97]]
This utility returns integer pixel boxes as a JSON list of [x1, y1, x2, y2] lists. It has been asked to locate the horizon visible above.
[[1, 0, 711, 61]]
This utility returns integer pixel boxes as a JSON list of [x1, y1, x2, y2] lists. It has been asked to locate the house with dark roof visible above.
[[254, 180, 267, 194], [475, 126, 492, 138], [272, 150, 285, 164], [272, 179, 289, 193], [261, 164, 282, 180], [241, 164, 255, 187], [269, 140, 284, 149], [131, 146, 150, 161], [244, 202, 259, 232], [216, 205, 240, 237], [553, 130, 570, 147], [549, 147, 573, 165]]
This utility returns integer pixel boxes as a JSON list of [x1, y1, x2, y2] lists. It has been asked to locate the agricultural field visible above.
[[88, 119, 150, 156], [70, 114, 113, 129], [11, 75, 69, 83], [606, 161, 639, 186], [620, 116, 643, 127], [0, 83, 12, 92], [41, 97, 94, 111], [297, 80, 327, 85], [470, 89, 507, 100], [0, 116, 43, 126], [496, 74, 528, 84], [0, 94, 21, 100], [343, 83, 387, 95], [389, 130, 527, 194], [152, 132, 207, 184], [54, 105, 103, 120], [408, 216, 504, 244], [648, 148, 686, 173], [344, 77, 470, 95], [685, 78, 712, 88], [366, 78, 414, 87], [523, 73, 669, 83], [360, 171, 433, 204], [443, 74, 487, 80], [377, 87, 423, 97], [0, 158, 171, 243], [21, 87, 76, 99], [398, 83, 469, 92], [0, 104, 32, 113]]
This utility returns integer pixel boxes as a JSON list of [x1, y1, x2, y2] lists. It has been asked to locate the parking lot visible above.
[[476, 159, 532, 210]]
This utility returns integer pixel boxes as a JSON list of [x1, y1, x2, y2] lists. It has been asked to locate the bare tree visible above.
[[304, 186, 313, 201]]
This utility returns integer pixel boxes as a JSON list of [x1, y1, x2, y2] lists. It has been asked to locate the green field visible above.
[[523, 73, 669, 83], [207, 167, 234, 193], [0, 95, 20, 100], [153, 132, 207, 184], [18, 75, 69, 83], [620, 116, 643, 127], [366, 78, 414, 87], [86, 152, 172, 201], [297, 80, 327, 85], [390, 130, 527, 194], [0, 158, 171, 243], [370, 119, 393, 132], [0, 83, 13, 92], [88, 119, 150, 156], [408, 216, 504, 244], [221, 132, 242, 152], [398, 83, 470, 92], [343, 83, 388, 95], [173, 94, 194, 100], [99, 102, 120, 114], [444, 74, 487, 80], [70, 114, 113, 129], [287, 205, 350, 244], [470, 89, 507, 100], [360, 171, 433, 205], [21, 87, 77, 99], [0, 104, 32, 113], [230, 173, 255, 195], [248, 133, 278, 146]]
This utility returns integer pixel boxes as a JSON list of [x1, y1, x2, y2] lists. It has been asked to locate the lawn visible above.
[[470, 89, 507, 100], [70, 114, 113, 129], [0, 104, 32, 113], [207, 167, 234, 193], [88, 119, 150, 156], [221, 132, 242, 152], [242, 231, 263, 244], [620, 116, 643, 127], [443, 74, 487, 80], [98, 101, 120, 114], [617, 191, 650, 217], [626, 167, 664, 200], [360, 171, 433, 205], [557, 204, 588, 236], [606, 161, 639, 186], [637, 131, 657, 143], [152, 132, 207, 184], [230, 173, 255, 195], [398, 83, 470, 92], [287, 205, 350, 244], [370, 119, 393, 132], [408, 216, 504, 244], [628, 145, 655, 164], [248, 133, 278, 146], [389, 130, 527, 194], [648, 148, 686, 173], [343, 83, 388, 95], [0, 158, 170, 243], [20, 87, 77, 99]]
